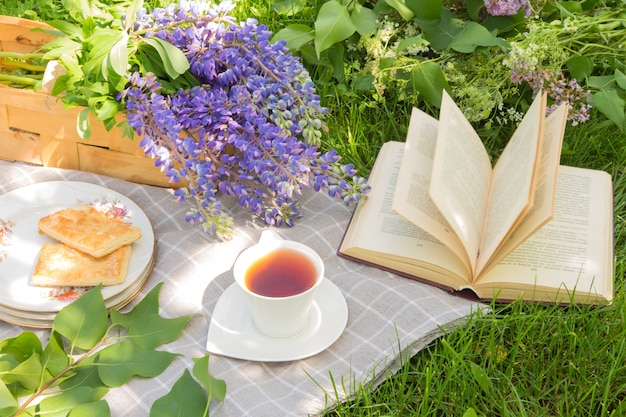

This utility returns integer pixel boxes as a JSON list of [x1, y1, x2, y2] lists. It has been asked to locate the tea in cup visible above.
[[233, 230, 324, 339]]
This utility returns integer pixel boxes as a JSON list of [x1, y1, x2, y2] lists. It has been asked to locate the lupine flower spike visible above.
[[119, 1, 370, 239]]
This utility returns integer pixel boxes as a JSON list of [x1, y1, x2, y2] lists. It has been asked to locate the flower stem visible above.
[[0, 73, 40, 86], [0, 58, 46, 72]]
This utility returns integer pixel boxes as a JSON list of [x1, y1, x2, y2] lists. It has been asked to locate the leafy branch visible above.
[[0, 283, 226, 417]]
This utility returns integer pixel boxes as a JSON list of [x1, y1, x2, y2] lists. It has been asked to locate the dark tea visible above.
[[245, 248, 317, 297]]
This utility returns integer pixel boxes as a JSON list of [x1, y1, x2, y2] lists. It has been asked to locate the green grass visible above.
[[2, 1, 626, 415], [318, 109, 626, 416], [326, 293, 626, 416]]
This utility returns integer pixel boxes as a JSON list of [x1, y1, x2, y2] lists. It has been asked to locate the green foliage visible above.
[[272, 0, 626, 130], [0, 0, 196, 138], [272, 0, 517, 108], [151, 356, 226, 417], [590, 69, 626, 131], [0, 284, 225, 417], [53, 284, 108, 351], [41, 0, 196, 139]]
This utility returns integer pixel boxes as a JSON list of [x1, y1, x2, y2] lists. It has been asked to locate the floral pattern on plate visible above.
[[0, 219, 14, 263]]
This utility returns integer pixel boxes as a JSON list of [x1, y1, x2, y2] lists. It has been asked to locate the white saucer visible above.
[[206, 278, 348, 362]]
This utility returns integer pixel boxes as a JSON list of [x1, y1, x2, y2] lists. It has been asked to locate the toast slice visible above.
[[32, 243, 132, 287], [38, 205, 142, 258]]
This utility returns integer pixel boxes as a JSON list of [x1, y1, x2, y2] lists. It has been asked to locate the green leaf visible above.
[[396, 35, 429, 53], [138, 44, 171, 79], [0, 381, 18, 416], [68, 400, 111, 417], [150, 369, 207, 417], [417, 9, 464, 51], [80, 15, 97, 37], [52, 285, 108, 351], [119, 120, 137, 140], [1, 353, 43, 391], [192, 355, 226, 402], [558, 1, 583, 16], [42, 332, 70, 378], [384, 0, 415, 20], [123, 0, 144, 32], [411, 60, 450, 107], [448, 22, 508, 53], [314, 1, 356, 57], [462, 407, 479, 417], [62, 0, 94, 22], [566, 55, 594, 81], [327, 43, 346, 83], [272, 24, 315, 51], [592, 89, 625, 131], [271, 0, 307, 16], [465, 0, 485, 20], [141, 37, 190, 80], [589, 74, 616, 89], [0, 355, 18, 373], [116, 313, 189, 350], [351, 5, 378, 37], [111, 283, 190, 349], [481, 9, 526, 33], [42, 37, 82, 61], [469, 361, 492, 394], [60, 362, 105, 391], [46, 20, 83, 38], [27, 385, 108, 416], [96, 340, 179, 387], [614, 69, 626, 91], [84, 28, 126, 76], [76, 107, 92, 140], [95, 99, 122, 122], [105, 32, 130, 79], [0, 332, 42, 361], [406, 0, 442, 20]]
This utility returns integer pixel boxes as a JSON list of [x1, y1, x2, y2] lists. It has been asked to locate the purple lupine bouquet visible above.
[[43, 0, 369, 239]]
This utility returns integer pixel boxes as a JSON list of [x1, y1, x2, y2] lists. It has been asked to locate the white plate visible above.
[[0, 181, 155, 313], [206, 278, 348, 362]]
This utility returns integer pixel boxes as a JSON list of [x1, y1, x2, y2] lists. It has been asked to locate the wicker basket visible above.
[[0, 16, 171, 188]]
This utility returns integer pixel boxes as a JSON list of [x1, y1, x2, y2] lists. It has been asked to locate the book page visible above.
[[392, 108, 471, 272], [475, 166, 614, 304], [339, 141, 471, 286], [429, 91, 492, 273], [478, 103, 567, 275], [475, 92, 547, 275]]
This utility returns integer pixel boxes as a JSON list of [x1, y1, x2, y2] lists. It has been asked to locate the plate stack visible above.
[[0, 182, 155, 328]]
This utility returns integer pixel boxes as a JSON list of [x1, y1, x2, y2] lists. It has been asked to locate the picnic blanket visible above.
[[0, 160, 484, 416]]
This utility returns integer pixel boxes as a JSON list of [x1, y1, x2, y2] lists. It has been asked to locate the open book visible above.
[[339, 91, 614, 305]]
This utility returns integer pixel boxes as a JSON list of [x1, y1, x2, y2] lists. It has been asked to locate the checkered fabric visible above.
[[0, 160, 485, 416]]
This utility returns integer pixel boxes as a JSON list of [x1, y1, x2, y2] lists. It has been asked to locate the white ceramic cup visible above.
[[233, 230, 325, 339]]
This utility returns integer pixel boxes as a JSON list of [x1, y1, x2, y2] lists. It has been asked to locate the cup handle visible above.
[[259, 229, 284, 244]]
